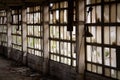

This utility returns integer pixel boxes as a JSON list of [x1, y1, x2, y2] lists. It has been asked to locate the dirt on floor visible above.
[[0, 56, 54, 80]]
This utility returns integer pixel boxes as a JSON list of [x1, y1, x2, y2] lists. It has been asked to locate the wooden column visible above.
[[7, 9, 12, 58], [22, 7, 27, 65], [43, 5, 49, 75]]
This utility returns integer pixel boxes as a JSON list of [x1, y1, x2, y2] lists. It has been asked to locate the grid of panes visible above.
[[0, 10, 7, 47], [49, 1, 77, 67], [11, 10, 22, 51], [27, 6, 43, 57], [85, 0, 120, 79]]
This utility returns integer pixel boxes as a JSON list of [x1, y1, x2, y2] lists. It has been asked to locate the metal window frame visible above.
[[85, 0, 120, 79], [26, 5, 43, 57], [11, 9, 22, 51], [49, 0, 77, 67]]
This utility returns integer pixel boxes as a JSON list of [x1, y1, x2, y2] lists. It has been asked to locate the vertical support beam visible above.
[[43, 5, 49, 75], [76, 0, 85, 80], [22, 7, 27, 65], [7, 9, 12, 59]]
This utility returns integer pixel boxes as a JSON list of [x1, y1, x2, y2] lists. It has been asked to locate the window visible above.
[[49, 1, 76, 67], [27, 6, 43, 57], [11, 9, 22, 51], [0, 10, 7, 47], [85, 0, 120, 79]]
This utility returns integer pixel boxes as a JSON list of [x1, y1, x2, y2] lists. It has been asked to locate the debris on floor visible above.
[[0, 56, 58, 80]]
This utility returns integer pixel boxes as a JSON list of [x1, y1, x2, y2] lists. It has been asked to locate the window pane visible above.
[[34, 26, 39, 36], [60, 10, 64, 23], [86, 9, 91, 23], [92, 6, 96, 23], [117, 4, 120, 22], [34, 12, 40, 24], [117, 27, 120, 45], [50, 11, 53, 24], [51, 26, 59, 38], [104, 5, 109, 23], [86, 0, 91, 5], [87, 63, 91, 71], [104, 48, 110, 66], [28, 38, 34, 48], [72, 60, 76, 67], [96, 6, 101, 22], [97, 66, 102, 74], [12, 26, 16, 33], [92, 46, 97, 63], [105, 68, 110, 77], [110, 27, 116, 45], [111, 48, 116, 67], [97, 0, 101, 3], [51, 41, 56, 53], [118, 71, 120, 80], [87, 45, 92, 61], [56, 56, 59, 62], [96, 47, 102, 64], [92, 64, 96, 73], [104, 26, 110, 44], [91, 27, 96, 43], [60, 1, 68, 8], [34, 38, 40, 49], [97, 26, 101, 43], [64, 10, 67, 23], [12, 36, 16, 43], [72, 26, 76, 41], [72, 43, 76, 58], [29, 13, 33, 24], [17, 36, 21, 45], [111, 69, 116, 78], [91, 0, 96, 4], [111, 4, 116, 22], [28, 26, 33, 35], [51, 54, 54, 60]]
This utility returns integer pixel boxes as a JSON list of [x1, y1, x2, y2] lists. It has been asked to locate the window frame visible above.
[[26, 5, 44, 57], [85, 0, 120, 79], [49, 0, 77, 67]]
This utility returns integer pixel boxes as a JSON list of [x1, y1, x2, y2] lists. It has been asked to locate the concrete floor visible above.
[[0, 56, 53, 80]]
